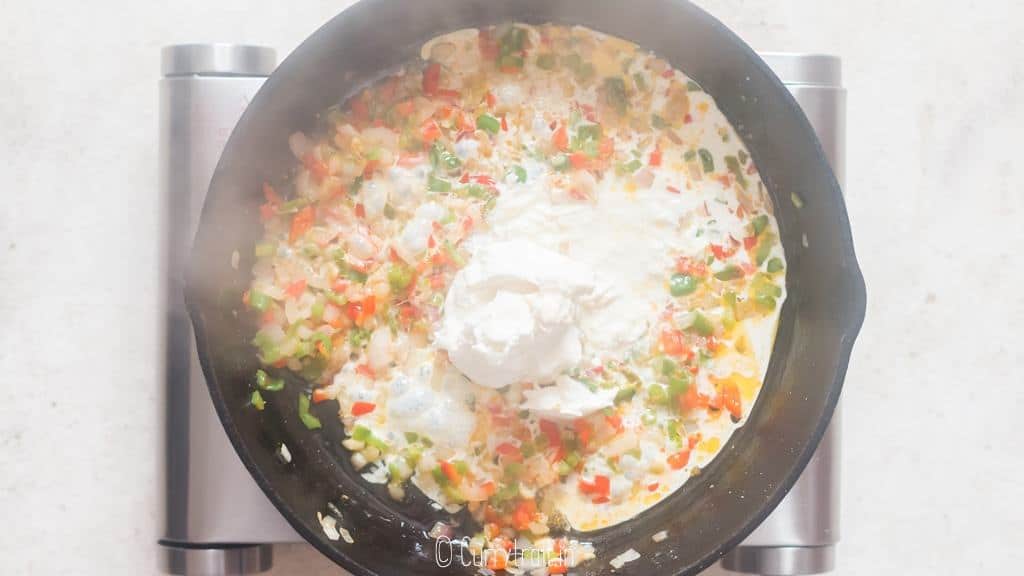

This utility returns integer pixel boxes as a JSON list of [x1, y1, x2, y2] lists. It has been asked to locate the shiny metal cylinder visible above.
[[720, 53, 845, 575], [158, 44, 297, 576], [161, 545, 274, 576]]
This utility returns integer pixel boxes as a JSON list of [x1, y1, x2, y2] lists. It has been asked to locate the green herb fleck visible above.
[[443, 240, 465, 268], [647, 384, 668, 406], [256, 369, 284, 392], [670, 273, 699, 297], [714, 265, 743, 281], [476, 113, 500, 135], [249, 290, 271, 312], [688, 312, 715, 337], [603, 77, 629, 115], [311, 297, 325, 322], [427, 173, 452, 193], [752, 214, 770, 236], [299, 357, 326, 380], [250, 390, 265, 411], [755, 234, 774, 266], [345, 268, 368, 284], [698, 148, 714, 173], [254, 243, 276, 258], [298, 394, 321, 430], [725, 155, 748, 189], [536, 53, 557, 70], [509, 165, 527, 183], [614, 387, 637, 404], [350, 175, 364, 196], [348, 327, 370, 349], [617, 158, 643, 175], [562, 53, 595, 81], [388, 264, 413, 292], [668, 372, 691, 398], [633, 72, 647, 91], [429, 142, 461, 174]]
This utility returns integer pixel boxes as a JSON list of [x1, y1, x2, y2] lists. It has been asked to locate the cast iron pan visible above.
[[186, 0, 866, 574]]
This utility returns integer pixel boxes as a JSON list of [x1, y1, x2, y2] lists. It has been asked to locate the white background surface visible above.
[[1, 0, 1021, 574]]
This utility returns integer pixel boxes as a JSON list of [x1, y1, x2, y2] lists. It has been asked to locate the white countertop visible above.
[[1, 1, 1021, 574]]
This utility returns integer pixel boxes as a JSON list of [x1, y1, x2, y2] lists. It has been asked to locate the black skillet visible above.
[[186, 0, 866, 573]]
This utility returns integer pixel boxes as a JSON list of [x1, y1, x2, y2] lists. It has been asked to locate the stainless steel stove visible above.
[[158, 44, 845, 576]]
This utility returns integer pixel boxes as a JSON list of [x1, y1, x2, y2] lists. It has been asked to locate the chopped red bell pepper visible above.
[[681, 384, 710, 411], [481, 481, 497, 497], [440, 460, 462, 485], [495, 442, 523, 462], [539, 419, 562, 448], [260, 308, 276, 326], [362, 159, 380, 179], [710, 243, 737, 260], [578, 475, 610, 500], [720, 382, 742, 420], [303, 153, 329, 182], [649, 148, 662, 167], [433, 88, 461, 102], [659, 328, 691, 358], [262, 183, 282, 204], [604, 413, 624, 433], [511, 498, 537, 530], [422, 62, 441, 95], [569, 151, 589, 169], [351, 401, 376, 416], [284, 279, 306, 299], [345, 301, 362, 322], [552, 125, 569, 151], [362, 295, 376, 316], [289, 206, 315, 244], [420, 119, 442, 144], [259, 203, 277, 222], [675, 256, 707, 277], [573, 418, 594, 447], [485, 550, 508, 571], [668, 449, 691, 470], [355, 363, 375, 378]]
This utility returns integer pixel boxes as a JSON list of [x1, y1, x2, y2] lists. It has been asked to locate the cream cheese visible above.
[[435, 240, 596, 390]]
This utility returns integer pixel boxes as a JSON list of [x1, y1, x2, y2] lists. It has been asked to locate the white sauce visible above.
[[386, 359, 477, 449], [520, 375, 617, 421]]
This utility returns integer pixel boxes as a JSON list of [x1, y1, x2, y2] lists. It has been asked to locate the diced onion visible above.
[[289, 132, 310, 159], [609, 548, 641, 570]]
